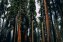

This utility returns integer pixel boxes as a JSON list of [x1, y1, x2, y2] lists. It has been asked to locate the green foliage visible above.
[[29, 0, 36, 13], [8, 0, 20, 17]]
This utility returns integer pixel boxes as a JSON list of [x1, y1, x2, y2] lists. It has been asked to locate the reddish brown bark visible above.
[[44, 0, 50, 42], [18, 22, 21, 42]]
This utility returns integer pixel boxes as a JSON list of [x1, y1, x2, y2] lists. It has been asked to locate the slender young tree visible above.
[[29, 0, 35, 42]]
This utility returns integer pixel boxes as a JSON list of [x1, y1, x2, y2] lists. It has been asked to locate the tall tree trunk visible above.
[[18, 23, 21, 42], [17, 11, 21, 42], [42, 22, 45, 42], [44, 0, 50, 42], [32, 14, 34, 42]]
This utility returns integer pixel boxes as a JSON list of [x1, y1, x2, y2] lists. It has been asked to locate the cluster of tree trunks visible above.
[[0, 0, 63, 42]]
